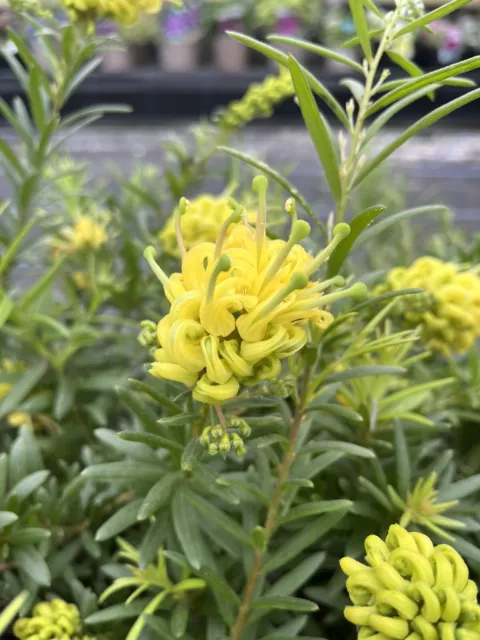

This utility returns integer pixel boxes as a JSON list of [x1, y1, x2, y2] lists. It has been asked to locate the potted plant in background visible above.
[[255, 0, 322, 65], [119, 11, 158, 68], [98, 20, 134, 72], [159, 1, 203, 71], [210, 0, 251, 72], [320, 0, 359, 74]]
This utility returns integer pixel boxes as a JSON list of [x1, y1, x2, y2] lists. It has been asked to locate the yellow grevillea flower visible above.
[[54, 215, 108, 256], [216, 68, 295, 129], [14, 599, 95, 640], [61, 0, 165, 25], [380, 257, 480, 354], [145, 177, 367, 404], [341, 524, 480, 640], [0, 360, 33, 427], [159, 195, 255, 258]]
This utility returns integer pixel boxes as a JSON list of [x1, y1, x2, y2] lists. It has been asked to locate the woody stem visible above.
[[230, 367, 311, 640]]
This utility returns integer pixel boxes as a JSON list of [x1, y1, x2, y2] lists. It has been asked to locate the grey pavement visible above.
[[0, 123, 479, 227]]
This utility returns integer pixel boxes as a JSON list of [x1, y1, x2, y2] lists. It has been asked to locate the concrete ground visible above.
[[0, 123, 479, 228]]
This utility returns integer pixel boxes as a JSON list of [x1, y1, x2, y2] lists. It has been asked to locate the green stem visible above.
[[336, 10, 400, 223], [231, 365, 313, 640]]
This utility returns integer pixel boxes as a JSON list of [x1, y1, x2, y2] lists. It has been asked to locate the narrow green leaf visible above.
[[119, 431, 183, 454], [85, 600, 151, 625], [116, 387, 160, 433], [267, 552, 326, 597], [0, 511, 18, 528], [144, 614, 176, 640], [364, 85, 443, 144], [19, 255, 66, 311], [368, 58, 480, 116], [13, 546, 50, 586], [171, 600, 189, 638], [7, 527, 51, 545], [226, 31, 348, 126], [63, 57, 102, 101], [0, 360, 47, 419], [127, 379, 182, 415], [379, 378, 454, 412], [9, 470, 49, 502], [340, 78, 365, 104], [28, 66, 46, 131], [302, 441, 375, 459], [0, 139, 24, 178], [172, 488, 204, 570], [264, 509, 349, 572], [327, 205, 385, 277], [0, 591, 29, 635], [438, 475, 480, 502], [276, 500, 352, 527], [181, 438, 204, 472], [0, 294, 14, 329], [251, 596, 318, 613], [53, 376, 75, 420], [95, 499, 142, 541], [139, 516, 168, 569], [0, 99, 31, 145], [216, 478, 270, 506], [197, 566, 241, 606], [288, 56, 342, 205], [356, 89, 480, 187], [324, 365, 406, 385], [348, 0, 372, 62], [61, 104, 132, 128], [138, 473, 179, 521], [354, 205, 449, 247], [267, 35, 364, 73], [158, 413, 199, 428], [0, 216, 37, 277], [185, 489, 252, 548], [304, 451, 345, 480], [82, 462, 163, 484], [394, 0, 474, 38], [394, 421, 410, 499], [359, 476, 392, 511], [219, 146, 328, 240]]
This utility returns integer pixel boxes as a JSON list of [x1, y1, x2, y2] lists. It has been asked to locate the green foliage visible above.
[[0, 1, 479, 640]]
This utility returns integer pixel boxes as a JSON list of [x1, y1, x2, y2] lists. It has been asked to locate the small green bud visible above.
[[211, 424, 223, 439], [219, 434, 231, 453], [208, 443, 219, 456], [231, 434, 244, 451], [236, 446, 247, 457], [199, 427, 212, 447]]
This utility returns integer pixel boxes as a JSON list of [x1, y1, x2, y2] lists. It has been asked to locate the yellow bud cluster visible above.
[[14, 599, 95, 640], [54, 216, 108, 256], [341, 524, 480, 640], [381, 257, 480, 354], [61, 0, 164, 25], [215, 68, 294, 130], [0, 359, 32, 428], [146, 178, 367, 404], [159, 195, 255, 258]]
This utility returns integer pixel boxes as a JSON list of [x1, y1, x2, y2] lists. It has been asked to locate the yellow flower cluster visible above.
[[14, 599, 94, 640], [146, 177, 366, 404], [341, 524, 480, 640], [381, 257, 480, 354], [61, 0, 164, 25], [216, 68, 294, 129], [0, 359, 31, 428], [159, 195, 255, 258], [54, 216, 108, 256]]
